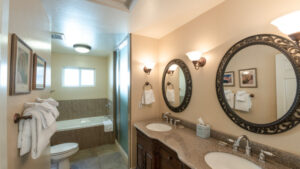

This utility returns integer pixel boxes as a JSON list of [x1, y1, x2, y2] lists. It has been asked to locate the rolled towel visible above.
[[103, 120, 113, 132], [142, 89, 156, 105], [36, 97, 59, 107]]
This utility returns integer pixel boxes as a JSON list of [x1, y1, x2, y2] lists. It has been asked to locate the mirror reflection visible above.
[[164, 64, 186, 107], [223, 45, 297, 124]]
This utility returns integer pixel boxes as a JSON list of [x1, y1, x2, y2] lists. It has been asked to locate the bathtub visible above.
[[52, 115, 115, 150], [56, 116, 112, 132]]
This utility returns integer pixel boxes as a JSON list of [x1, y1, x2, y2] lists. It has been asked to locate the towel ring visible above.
[[143, 81, 153, 90], [166, 82, 174, 89]]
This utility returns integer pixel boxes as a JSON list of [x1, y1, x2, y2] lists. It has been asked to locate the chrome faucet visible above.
[[233, 135, 251, 156], [163, 112, 170, 123], [259, 150, 275, 163]]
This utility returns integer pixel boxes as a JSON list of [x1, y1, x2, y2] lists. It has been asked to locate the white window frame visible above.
[[62, 67, 96, 87]]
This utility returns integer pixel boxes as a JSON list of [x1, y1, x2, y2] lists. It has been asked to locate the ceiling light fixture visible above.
[[271, 10, 300, 46], [73, 44, 92, 53]]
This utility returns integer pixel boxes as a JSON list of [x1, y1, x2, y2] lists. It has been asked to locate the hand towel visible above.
[[36, 97, 59, 107], [166, 89, 175, 103], [103, 120, 113, 132], [224, 90, 234, 108], [142, 89, 155, 105], [235, 91, 252, 112], [18, 119, 32, 156]]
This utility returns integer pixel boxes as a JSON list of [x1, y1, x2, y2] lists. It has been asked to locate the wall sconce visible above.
[[143, 62, 155, 75], [186, 51, 206, 70], [271, 10, 300, 46], [167, 64, 178, 75]]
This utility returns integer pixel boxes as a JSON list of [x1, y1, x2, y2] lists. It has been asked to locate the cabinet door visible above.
[[137, 144, 145, 169], [145, 152, 154, 169], [158, 147, 182, 169]]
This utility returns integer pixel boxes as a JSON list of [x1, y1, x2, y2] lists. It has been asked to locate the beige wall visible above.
[[50, 53, 108, 100], [130, 34, 160, 167], [158, 0, 300, 156], [7, 0, 52, 169], [225, 45, 278, 124]]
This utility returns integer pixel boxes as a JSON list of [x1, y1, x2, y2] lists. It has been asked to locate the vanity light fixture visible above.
[[186, 51, 206, 70], [73, 44, 92, 53], [167, 64, 178, 75], [271, 10, 300, 46], [143, 62, 155, 75]]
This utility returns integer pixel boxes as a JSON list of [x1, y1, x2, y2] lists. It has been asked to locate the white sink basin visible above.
[[204, 152, 261, 169], [146, 123, 172, 132]]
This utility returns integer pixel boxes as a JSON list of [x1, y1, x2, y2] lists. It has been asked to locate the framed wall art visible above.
[[223, 71, 235, 87], [239, 68, 257, 88], [32, 53, 46, 90], [10, 34, 33, 95]]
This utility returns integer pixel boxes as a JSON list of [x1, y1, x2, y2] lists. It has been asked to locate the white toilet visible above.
[[51, 143, 79, 169]]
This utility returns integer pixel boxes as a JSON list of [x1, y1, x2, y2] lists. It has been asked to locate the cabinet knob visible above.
[[167, 156, 173, 160]]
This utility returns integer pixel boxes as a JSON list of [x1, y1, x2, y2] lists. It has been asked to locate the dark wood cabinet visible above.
[[136, 129, 191, 169]]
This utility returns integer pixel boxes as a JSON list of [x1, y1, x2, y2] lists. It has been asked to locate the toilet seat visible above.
[[51, 143, 79, 156]]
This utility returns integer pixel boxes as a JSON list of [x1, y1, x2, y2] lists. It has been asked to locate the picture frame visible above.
[[223, 71, 235, 86], [32, 53, 46, 90], [239, 68, 257, 88], [10, 34, 33, 95]]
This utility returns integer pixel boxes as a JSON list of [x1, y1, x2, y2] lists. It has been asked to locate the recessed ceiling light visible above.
[[73, 44, 92, 53]]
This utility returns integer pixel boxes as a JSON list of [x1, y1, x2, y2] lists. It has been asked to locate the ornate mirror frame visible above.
[[162, 59, 192, 112], [216, 34, 300, 134]]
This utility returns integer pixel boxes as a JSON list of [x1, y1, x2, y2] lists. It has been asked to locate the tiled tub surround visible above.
[[135, 119, 298, 169], [57, 98, 113, 121], [51, 116, 115, 150]]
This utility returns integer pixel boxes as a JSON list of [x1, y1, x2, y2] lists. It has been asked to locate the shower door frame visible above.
[[114, 34, 132, 168]]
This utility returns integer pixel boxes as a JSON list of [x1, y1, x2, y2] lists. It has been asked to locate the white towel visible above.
[[103, 120, 113, 132], [166, 89, 175, 103], [142, 89, 155, 105], [36, 97, 59, 107], [224, 90, 234, 108], [236, 91, 247, 101], [24, 102, 59, 128], [18, 106, 57, 158], [235, 91, 252, 112]]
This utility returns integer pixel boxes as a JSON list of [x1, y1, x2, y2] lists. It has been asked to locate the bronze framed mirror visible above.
[[216, 34, 300, 134], [162, 59, 192, 112]]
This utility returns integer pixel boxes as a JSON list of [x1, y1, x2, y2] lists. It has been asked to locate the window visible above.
[[63, 67, 95, 87]]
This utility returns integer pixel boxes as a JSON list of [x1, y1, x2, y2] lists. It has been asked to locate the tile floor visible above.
[[52, 144, 128, 169]]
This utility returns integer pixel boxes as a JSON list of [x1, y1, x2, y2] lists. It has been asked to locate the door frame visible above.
[[0, 0, 10, 168]]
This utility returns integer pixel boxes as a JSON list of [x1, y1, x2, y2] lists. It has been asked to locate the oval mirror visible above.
[[216, 34, 300, 134], [162, 59, 192, 112]]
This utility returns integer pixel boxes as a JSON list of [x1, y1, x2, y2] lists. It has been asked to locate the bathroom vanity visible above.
[[135, 119, 293, 169]]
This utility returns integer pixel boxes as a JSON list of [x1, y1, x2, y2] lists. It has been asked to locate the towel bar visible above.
[[14, 113, 32, 123]]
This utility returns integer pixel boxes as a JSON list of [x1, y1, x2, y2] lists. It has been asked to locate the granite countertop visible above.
[[134, 119, 290, 169]]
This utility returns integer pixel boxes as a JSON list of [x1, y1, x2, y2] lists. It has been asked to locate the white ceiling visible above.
[[42, 0, 225, 56]]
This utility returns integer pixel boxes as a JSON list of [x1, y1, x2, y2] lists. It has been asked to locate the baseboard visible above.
[[115, 140, 128, 165]]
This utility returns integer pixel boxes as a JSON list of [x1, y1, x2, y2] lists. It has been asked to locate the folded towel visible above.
[[235, 91, 252, 112], [166, 89, 175, 103], [36, 97, 59, 107], [142, 89, 155, 105], [18, 106, 57, 158], [224, 90, 234, 108], [103, 120, 113, 132], [236, 91, 247, 101]]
